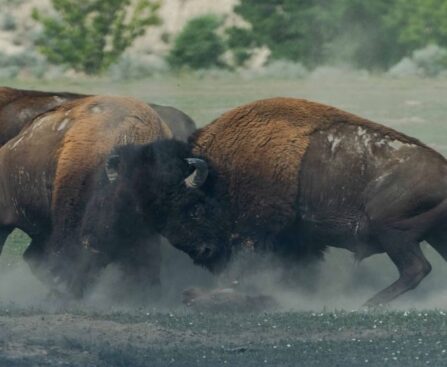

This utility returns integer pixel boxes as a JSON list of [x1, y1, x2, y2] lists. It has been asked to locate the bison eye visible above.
[[189, 204, 205, 219]]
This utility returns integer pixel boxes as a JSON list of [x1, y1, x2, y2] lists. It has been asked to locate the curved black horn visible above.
[[184, 158, 208, 188]]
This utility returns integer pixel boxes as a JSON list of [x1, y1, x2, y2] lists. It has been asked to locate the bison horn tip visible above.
[[184, 158, 208, 188]]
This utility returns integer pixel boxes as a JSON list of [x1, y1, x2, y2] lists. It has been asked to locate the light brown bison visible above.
[[0, 95, 178, 296], [0, 87, 197, 143], [167, 97, 447, 307], [0, 94, 229, 298]]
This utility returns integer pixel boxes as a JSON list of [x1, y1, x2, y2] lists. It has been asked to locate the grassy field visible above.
[[1, 73, 447, 366]]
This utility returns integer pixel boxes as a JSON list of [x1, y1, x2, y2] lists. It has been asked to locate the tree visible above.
[[325, 0, 403, 69], [386, 0, 447, 50], [33, 0, 160, 75], [230, 0, 336, 67], [167, 15, 225, 70], [228, 0, 413, 70]]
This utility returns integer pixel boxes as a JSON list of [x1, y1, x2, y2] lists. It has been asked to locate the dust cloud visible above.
[[217, 244, 447, 311], [1, 237, 446, 312], [0, 262, 47, 307], [0, 238, 216, 312]]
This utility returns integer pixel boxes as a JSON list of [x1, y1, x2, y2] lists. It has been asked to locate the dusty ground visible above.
[[0, 306, 446, 366], [1, 73, 447, 366]]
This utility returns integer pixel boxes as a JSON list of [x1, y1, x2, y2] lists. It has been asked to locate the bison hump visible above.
[[192, 97, 433, 233], [51, 96, 171, 232]]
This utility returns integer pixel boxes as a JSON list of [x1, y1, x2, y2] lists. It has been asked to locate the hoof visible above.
[[361, 300, 387, 311]]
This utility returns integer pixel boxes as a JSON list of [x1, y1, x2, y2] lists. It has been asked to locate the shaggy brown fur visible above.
[[191, 97, 437, 233], [0, 87, 195, 144], [0, 96, 171, 291], [50, 96, 171, 240]]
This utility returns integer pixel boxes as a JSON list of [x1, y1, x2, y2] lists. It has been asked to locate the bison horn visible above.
[[185, 158, 208, 188], [105, 154, 120, 182]]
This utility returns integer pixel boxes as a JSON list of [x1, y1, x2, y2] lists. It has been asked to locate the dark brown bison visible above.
[[120, 98, 447, 305], [62, 96, 447, 306], [0, 87, 196, 143], [166, 97, 446, 307], [0, 95, 220, 297]]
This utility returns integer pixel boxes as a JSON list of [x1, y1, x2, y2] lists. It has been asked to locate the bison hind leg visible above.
[[363, 234, 431, 307]]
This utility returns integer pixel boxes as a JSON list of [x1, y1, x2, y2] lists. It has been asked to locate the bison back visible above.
[[191, 97, 428, 233], [51, 96, 172, 234], [0, 87, 85, 147], [0, 95, 171, 237]]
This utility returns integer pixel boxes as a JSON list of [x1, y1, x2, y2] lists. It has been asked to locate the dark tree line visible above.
[[170, 0, 447, 70]]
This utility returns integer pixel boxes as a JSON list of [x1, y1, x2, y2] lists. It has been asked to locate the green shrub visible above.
[[167, 15, 225, 70], [0, 50, 48, 79], [225, 27, 256, 65], [32, 0, 160, 75]]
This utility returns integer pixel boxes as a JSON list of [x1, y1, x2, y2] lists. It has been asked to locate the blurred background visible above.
[[1, 0, 447, 80]]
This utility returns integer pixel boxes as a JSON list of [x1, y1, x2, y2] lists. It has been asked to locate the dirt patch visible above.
[[0, 308, 445, 366]]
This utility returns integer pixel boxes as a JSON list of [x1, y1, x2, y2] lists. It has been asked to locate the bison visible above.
[[161, 97, 446, 307], [0, 95, 219, 297], [0, 87, 197, 143]]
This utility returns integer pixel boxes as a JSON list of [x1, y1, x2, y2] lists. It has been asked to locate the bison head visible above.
[[102, 139, 232, 272]]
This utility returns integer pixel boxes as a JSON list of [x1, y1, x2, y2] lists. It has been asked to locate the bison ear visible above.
[[105, 154, 120, 182]]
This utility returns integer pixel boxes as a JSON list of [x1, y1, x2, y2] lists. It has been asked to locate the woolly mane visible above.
[[47, 96, 172, 238], [191, 97, 438, 233]]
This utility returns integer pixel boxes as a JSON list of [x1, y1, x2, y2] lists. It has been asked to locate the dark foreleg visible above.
[[116, 235, 162, 300], [24, 235, 88, 298], [23, 235, 58, 287]]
